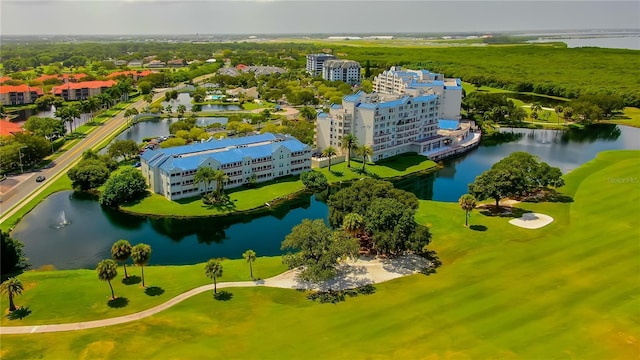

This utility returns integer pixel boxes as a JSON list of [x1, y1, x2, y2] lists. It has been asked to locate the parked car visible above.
[[133, 162, 141, 168], [36, 175, 46, 182]]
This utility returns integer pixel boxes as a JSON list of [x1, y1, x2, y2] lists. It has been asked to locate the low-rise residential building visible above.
[[226, 86, 259, 99], [0, 84, 44, 105], [35, 73, 88, 84], [167, 59, 185, 67], [140, 133, 312, 201], [306, 53, 336, 76], [107, 70, 153, 82], [322, 59, 361, 85], [147, 60, 166, 68], [51, 80, 117, 101]]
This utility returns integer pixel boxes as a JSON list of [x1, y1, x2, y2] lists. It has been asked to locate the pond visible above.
[[12, 125, 640, 269], [162, 93, 242, 111], [115, 117, 228, 143]]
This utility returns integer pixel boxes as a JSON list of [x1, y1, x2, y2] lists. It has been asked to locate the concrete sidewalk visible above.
[[0, 255, 427, 335]]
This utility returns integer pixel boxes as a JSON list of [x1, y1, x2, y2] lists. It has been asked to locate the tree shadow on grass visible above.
[[107, 297, 129, 308], [213, 290, 233, 301], [6, 306, 32, 320], [330, 170, 344, 177], [144, 286, 165, 297], [470, 225, 488, 232], [122, 275, 141, 285], [479, 205, 530, 219], [419, 250, 442, 276]]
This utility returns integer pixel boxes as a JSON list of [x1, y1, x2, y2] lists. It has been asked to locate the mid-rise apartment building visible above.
[[316, 67, 466, 162], [373, 66, 462, 120], [306, 54, 336, 76], [0, 85, 43, 105], [322, 60, 361, 85], [317, 91, 445, 161], [51, 80, 117, 101], [141, 133, 312, 201]]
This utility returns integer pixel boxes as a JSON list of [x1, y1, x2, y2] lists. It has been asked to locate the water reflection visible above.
[[12, 125, 640, 269]]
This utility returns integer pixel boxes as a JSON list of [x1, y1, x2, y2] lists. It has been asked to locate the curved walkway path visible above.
[[0, 255, 428, 335]]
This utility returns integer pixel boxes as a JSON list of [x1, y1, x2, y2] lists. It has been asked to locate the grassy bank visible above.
[[121, 154, 437, 217], [0, 257, 286, 326], [1, 150, 637, 359]]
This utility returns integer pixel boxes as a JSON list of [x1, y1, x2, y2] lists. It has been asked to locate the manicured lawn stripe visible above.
[[1, 150, 638, 359]]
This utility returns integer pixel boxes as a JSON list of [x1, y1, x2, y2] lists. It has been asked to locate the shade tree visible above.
[[131, 243, 152, 288], [96, 259, 118, 299], [204, 259, 223, 294]]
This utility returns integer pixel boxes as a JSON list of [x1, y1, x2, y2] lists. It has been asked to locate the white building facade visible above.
[[306, 54, 336, 76], [141, 133, 311, 201], [373, 66, 462, 120], [322, 60, 361, 85], [315, 67, 465, 162]]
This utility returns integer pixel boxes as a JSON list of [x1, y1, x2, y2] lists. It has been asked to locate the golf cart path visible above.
[[0, 255, 427, 335]]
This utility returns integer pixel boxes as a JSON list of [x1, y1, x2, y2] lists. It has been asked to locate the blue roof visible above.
[[356, 103, 377, 110], [414, 94, 438, 102], [317, 112, 330, 119], [343, 93, 361, 103], [147, 133, 310, 173], [157, 133, 277, 157], [438, 119, 460, 131], [330, 104, 342, 109]]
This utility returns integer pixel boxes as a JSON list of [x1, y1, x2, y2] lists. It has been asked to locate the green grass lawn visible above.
[[123, 176, 306, 217], [122, 154, 437, 217], [316, 154, 437, 183], [2, 150, 637, 359], [0, 257, 286, 327]]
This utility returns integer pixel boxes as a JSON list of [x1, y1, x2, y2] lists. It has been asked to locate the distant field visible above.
[[2, 150, 638, 359]]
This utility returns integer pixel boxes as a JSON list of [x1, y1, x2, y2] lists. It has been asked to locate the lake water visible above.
[[529, 36, 640, 50], [12, 125, 640, 270], [162, 93, 242, 111], [116, 117, 228, 143]]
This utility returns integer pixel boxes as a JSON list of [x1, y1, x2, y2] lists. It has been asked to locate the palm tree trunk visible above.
[[362, 156, 366, 171], [8, 293, 16, 312], [328, 158, 331, 172], [123, 263, 128, 278], [465, 210, 469, 227], [141, 265, 145, 287], [213, 277, 217, 294], [249, 262, 254, 279], [108, 280, 115, 299], [347, 149, 350, 168], [495, 198, 500, 209]]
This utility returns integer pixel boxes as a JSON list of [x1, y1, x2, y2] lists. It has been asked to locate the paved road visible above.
[[0, 255, 426, 335], [0, 90, 169, 225]]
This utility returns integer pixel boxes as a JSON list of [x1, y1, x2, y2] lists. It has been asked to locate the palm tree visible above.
[[111, 239, 132, 278], [67, 104, 81, 133], [342, 212, 365, 236], [242, 249, 257, 279], [0, 277, 24, 312], [530, 103, 542, 120], [340, 134, 358, 168], [164, 104, 173, 116], [124, 108, 139, 126], [143, 94, 153, 108], [96, 259, 118, 299], [213, 169, 230, 200], [176, 104, 187, 120], [554, 105, 564, 125], [194, 166, 217, 196], [321, 146, 337, 171], [131, 243, 152, 287], [458, 194, 477, 227], [355, 144, 373, 172], [204, 259, 223, 294]]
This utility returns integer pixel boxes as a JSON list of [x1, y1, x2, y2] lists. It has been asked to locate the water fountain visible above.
[[52, 210, 71, 229]]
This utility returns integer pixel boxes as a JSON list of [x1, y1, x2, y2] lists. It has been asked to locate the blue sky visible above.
[[1, 1, 638, 35]]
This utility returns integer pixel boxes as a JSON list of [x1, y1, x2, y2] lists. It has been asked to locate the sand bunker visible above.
[[509, 212, 554, 229]]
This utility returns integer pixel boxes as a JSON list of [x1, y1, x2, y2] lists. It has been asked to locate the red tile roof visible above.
[[236, 64, 249, 70], [0, 120, 24, 136], [106, 70, 153, 79], [52, 80, 117, 94], [0, 84, 44, 95], [35, 73, 88, 82], [0, 76, 12, 84]]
